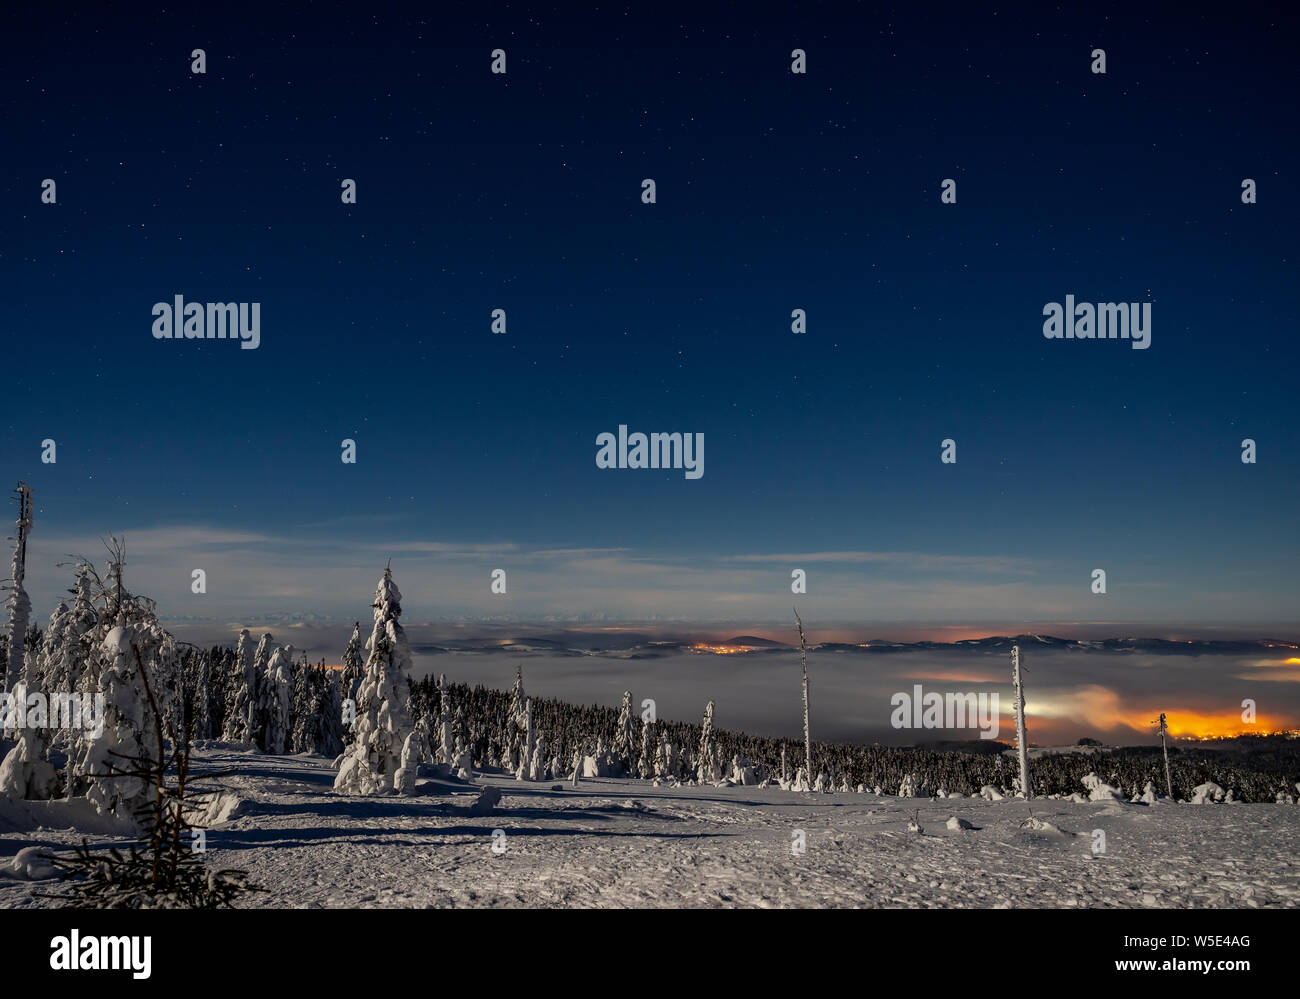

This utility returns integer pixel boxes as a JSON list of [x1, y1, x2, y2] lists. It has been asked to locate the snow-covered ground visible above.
[[3, 746, 1298, 908]]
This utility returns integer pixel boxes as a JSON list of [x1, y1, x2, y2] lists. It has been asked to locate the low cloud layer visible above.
[[18, 523, 1297, 632]]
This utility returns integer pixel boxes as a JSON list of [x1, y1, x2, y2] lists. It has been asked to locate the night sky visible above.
[[2, 3, 1297, 632]]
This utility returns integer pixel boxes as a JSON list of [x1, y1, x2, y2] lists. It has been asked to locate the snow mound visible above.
[[1019, 816, 1067, 835], [2, 846, 57, 881], [189, 790, 251, 826], [946, 815, 975, 831]]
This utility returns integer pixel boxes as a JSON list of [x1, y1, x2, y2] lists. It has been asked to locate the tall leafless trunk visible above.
[[1011, 645, 1031, 799], [1158, 712, 1173, 799], [3, 482, 33, 694], [794, 608, 812, 787]]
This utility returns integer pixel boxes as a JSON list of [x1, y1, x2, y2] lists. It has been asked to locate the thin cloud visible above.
[[721, 551, 1039, 574]]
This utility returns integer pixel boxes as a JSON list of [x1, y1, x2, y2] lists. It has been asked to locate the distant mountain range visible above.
[[403, 632, 1298, 658], [815, 634, 1299, 656]]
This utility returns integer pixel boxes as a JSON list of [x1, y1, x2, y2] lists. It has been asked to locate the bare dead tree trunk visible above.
[[1158, 712, 1173, 799], [522, 697, 533, 780], [1011, 645, 1031, 799], [3, 482, 33, 694], [794, 607, 812, 788]]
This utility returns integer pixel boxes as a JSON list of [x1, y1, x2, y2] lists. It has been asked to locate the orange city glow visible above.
[[1115, 708, 1290, 740], [690, 642, 762, 655]]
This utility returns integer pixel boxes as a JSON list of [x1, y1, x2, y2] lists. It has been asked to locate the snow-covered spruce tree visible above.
[[333, 567, 415, 794], [66, 548, 179, 807], [48, 663, 262, 908], [338, 623, 365, 751], [638, 716, 653, 778], [44, 564, 98, 697], [290, 652, 313, 753], [2, 483, 34, 696], [452, 701, 472, 776], [516, 697, 534, 780], [245, 632, 274, 747], [613, 690, 636, 775], [439, 677, 455, 765], [394, 727, 424, 795], [258, 644, 294, 754], [31, 599, 69, 697], [340, 621, 364, 702], [64, 559, 119, 797], [529, 732, 548, 781], [508, 665, 527, 772], [221, 629, 256, 743], [181, 646, 212, 742], [153, 633, 183, 743], [78, 625, 162, 822], [314, 664, 344, 757], [0, 661, 58, 800], [15, 582, 82, 766], [697, 700, 721, 784]]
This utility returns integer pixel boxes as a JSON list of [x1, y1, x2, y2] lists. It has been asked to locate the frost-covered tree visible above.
[[697, 699, 723, 784], [245, 632, 274, 747], [613, 690, 636, 775], [65, 548, 176, 804], [0, 673, 58, 800], [340, 621, 364, 702], [654, 732, 679, 779], [314, 665, 344, 757], [181, 646, 213, 741], [44, 565, 98, 697], [507, 665, 527, 771], [258, 644, 294, 754], [2, 483, 34, 696], [290, 653, 313, 752], [394, 728, 424, 794], [529, 732, 548, 781], [221, 629, 256, 742], [516, 697, 535, 780], [638, 717, 653, 779], [48, 671, 262, 908], [31, 601, 69, 696], [338, 623, 364, 751], [78, 626, 162, 822], [334, 567, 415, 794], [0, 590, 73, 797], [438, 676, 455, 765]]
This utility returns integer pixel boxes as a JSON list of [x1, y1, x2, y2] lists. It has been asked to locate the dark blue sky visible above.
[[2, 2, 1297, 629]]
